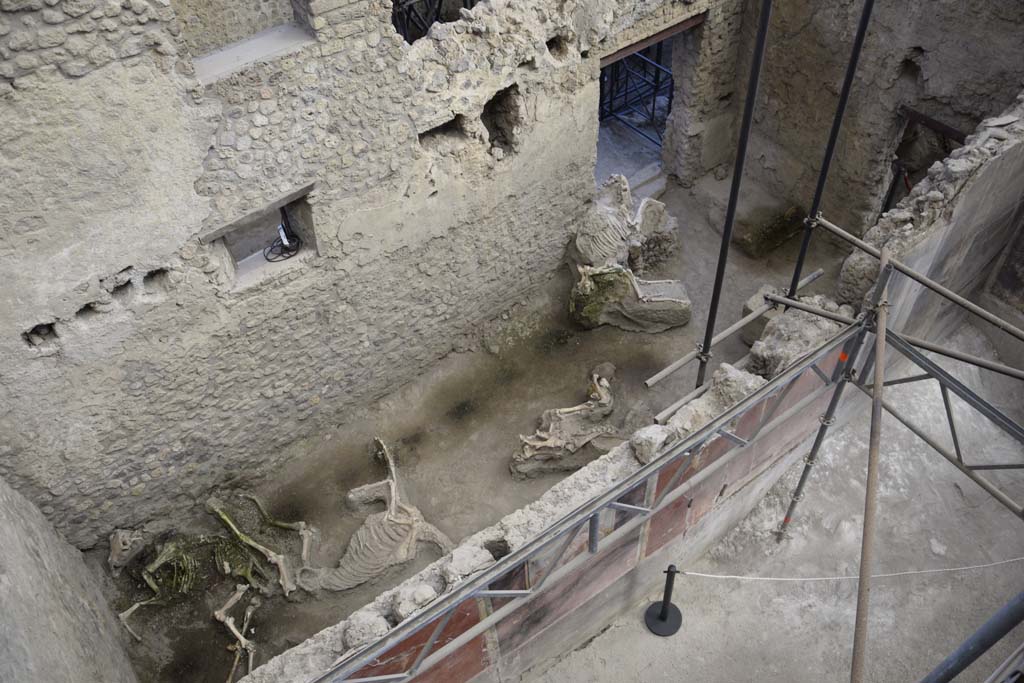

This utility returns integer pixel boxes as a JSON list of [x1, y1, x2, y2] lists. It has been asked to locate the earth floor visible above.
[[84, 130, 850, 683]]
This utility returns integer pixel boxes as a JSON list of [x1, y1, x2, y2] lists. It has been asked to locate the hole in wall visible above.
[[481, 84, 523, 157], [23, 322, 58, 347], [880, 115, 960, 215], [392, 0, 482, 44], [898, 57, 923, 89], [546, 35, 571, 60], [418, 114, 469, 150], [76, 302, 103, 320], [214, 191, 317, 288], [143, 268, 171, 292], [580, 49, 590, 59], [110, 280, 133, 302], [484, 538, 511, 560]]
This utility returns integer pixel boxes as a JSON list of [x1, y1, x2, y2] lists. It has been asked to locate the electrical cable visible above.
[[263, 207, 302, 262], [263, 233, 302, 262]]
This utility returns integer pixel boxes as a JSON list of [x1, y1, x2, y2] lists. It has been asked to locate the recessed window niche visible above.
[[201, 187, 318, 289]]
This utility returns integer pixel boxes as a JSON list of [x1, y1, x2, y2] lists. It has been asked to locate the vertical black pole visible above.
[[658, 565, 677, 620], [776, 260, 893, 540], [645, 565, 682, 636], [694, 0, 774, 388], [786, 0, 877, 299], [651, 41, 664, 124]]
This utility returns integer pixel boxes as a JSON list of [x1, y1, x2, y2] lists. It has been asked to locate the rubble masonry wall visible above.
[[169, 0, 296, 56], [838, 91, 1024, 345], [0, 0, 744, 548]]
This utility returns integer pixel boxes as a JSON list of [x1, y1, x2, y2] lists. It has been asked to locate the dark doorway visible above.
[[595, 38, 676, 186]]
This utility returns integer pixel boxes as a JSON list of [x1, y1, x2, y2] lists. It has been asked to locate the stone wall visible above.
[[662, 1, 743, 183], [170, 0, 296, 56], [0, 476, 137, 683], [0, 0, 178, 82], [0, 0, 740, 548], [740, 0, 1024, 234]]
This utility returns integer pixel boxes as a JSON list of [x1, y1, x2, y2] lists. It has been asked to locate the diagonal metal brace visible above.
[[887, 332, 1024, 445]]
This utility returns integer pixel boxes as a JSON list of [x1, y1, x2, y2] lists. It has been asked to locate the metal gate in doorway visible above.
[[599, 40, 674, 147]]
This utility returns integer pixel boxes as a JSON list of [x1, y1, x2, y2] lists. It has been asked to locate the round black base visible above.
[[644, 601, 682, 637]]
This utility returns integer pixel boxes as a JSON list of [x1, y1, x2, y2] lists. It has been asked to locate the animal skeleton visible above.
[[511, 363, 618, 478], [298, 439, 453, 592], [115, 530, 266, 642]]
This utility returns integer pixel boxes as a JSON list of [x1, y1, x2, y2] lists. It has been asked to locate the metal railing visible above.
[[311, 323, 860, 682], [599, 41, 674, 146], [392, 0, 479, 43]]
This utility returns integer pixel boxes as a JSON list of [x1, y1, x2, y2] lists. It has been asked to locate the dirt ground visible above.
[[83, 133, 849, 683], [528, 324, 1024, 683]]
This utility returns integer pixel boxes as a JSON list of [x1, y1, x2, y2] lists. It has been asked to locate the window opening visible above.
[[392, 0, 482, 44]]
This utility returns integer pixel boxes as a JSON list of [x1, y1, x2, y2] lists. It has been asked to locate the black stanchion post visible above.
[[644, 565, 682, 636]]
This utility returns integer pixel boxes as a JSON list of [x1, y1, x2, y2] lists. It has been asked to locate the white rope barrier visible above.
[[681, 556, 1024, 583]]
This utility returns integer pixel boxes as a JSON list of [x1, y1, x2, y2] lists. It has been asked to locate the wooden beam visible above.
[[599, 12, 706, 67]]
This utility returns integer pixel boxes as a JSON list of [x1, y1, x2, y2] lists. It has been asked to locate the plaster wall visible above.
[[740, 0, 1024, 234], [837, 92, 1024, 346], [0, 0, 743, 549], [0, 475, 137, 683]]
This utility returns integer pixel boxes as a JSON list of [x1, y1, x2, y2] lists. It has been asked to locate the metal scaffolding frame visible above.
[[598, 40, 674, 147], [312, 324, 861, 682]]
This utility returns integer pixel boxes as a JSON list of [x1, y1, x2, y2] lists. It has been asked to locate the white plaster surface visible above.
[[193, 25, 315, 85]]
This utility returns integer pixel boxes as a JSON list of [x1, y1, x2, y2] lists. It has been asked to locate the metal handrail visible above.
[[312, 323, 860, 682]]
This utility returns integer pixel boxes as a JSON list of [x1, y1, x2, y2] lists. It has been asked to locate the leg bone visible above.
[[221, 616, 254, 652], [207, 498, 296, 596], [118, 597, 160, 642], [214, 584, 249, 623]]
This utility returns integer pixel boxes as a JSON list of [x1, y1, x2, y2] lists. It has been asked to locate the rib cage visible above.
[[315, 509, 418, 592]]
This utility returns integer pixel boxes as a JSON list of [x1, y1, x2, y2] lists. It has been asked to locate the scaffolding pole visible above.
[[646, 269, 823, 388], [694, 0, 773, 388], [920, 592, 1024, 683], [787, 0, 877, 298], [851, 384, 1024, 519], [775, 259, 893, 539], [816, 215, 1024, 343], [850, 249, 889, 683]]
